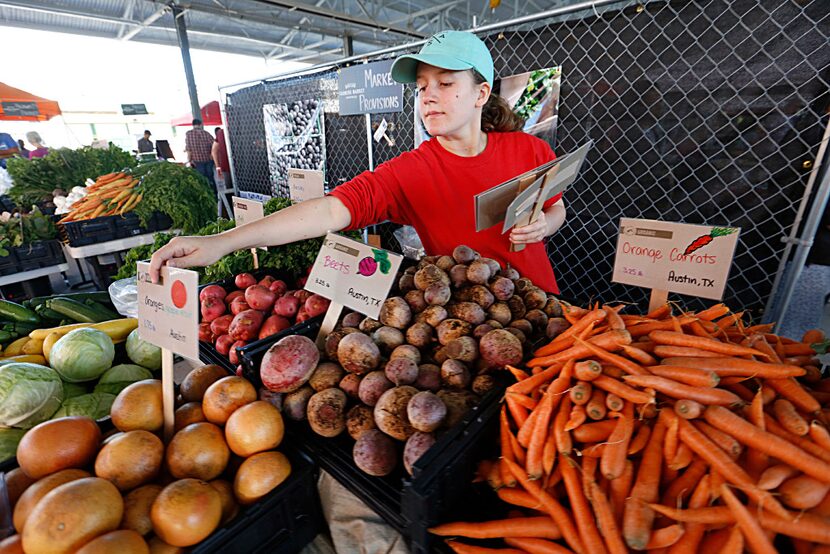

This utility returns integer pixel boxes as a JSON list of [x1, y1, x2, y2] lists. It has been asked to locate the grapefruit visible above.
[[95, 430, 164, 491], [201, 376, 256, 425], [166, 422, 229, 481], [121, 484, 163, 536], [111, 380, 163, 432], [75, 530, 149, 554], [150, 479, 221, 547], [16, 417, 100, 479], [233, 451, 291, 505], [13, 469, 91, 533], [224, 400, 284, 457], [180, 365, 229, 403]]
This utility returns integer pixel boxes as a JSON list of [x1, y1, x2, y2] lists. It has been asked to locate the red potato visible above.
[[305, 294, 330, 317], [258, 275, 276, 288], [225, 290, 244, 303], [199, 322, 215, 342], [210, 314, 234, 337], [215, 334, 234, 356], [201, 297, 226, 322], [296, 308, 311, 323], [229, 309, 265, 341], [296, 276, 308, 288], [235, 273, 257, 289], [229, 340, 247, 365], [259, 315, 291, 340], [199, 285, 227, 302], [260, 334, 320, 393], [269, 280, 288, 297], [245, 285, 276, 311], [273, 295, 301, 318], [294, 290, 312, 303], [230, 297, 251, 315]]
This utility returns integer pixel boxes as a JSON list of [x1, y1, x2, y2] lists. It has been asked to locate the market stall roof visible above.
[[0, 0, 582, 65], [171, 101, 223, 126], [0, 82, 61, 121]]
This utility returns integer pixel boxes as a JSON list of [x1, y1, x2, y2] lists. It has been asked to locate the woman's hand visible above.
[[149, 235, 227, 283], [510, 211, 548, 245]]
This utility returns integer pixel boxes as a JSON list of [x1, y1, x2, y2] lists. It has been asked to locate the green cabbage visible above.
[[62, 381, 89, 400], [94, 364, 152, 396], [50, 328, 115, 383], [54, 393, 116, 420], [0, 428, 25, 463], [0, 363, 64, 428], [126, 328, 161, 370]]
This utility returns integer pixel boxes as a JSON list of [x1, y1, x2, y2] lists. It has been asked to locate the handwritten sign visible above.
[[232, 196, 264, 226], [338, 59, 403, 116], [612, 218, 740, 300], [136, 262, 199, 359], [288, 169, 325, 203], [304, 233, 403, 319]]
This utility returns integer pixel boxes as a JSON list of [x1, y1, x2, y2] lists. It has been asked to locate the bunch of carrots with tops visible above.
[[429, 301, 830, 554], [57, 171, 143, 223]]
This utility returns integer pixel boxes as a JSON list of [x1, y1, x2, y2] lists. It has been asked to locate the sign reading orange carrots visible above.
[[612, 218, 740, 300]]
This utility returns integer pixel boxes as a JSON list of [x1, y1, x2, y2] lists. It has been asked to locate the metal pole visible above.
[[342, 34, 354, 57], [218, 90, 240, 197], [172, 4, 201, 122]]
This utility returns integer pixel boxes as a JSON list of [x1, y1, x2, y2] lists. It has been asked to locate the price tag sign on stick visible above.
[[305, 233, 403, 347], [232, 196, 266, 267], [136, 262, 199, 441], [611, 218, 740, 311], [288, 169, 325, 203]]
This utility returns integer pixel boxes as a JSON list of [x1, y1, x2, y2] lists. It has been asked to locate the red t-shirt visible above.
[[329, 131, 562, 293]]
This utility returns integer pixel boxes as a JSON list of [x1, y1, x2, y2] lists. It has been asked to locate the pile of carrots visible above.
[[57, 172, 142, 223], [429, 302, 830, 553]]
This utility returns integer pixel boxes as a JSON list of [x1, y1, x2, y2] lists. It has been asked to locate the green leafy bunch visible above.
[[132, 162, 216, 234], [7, 144, 136, 207], [0, 207, 57, 251]]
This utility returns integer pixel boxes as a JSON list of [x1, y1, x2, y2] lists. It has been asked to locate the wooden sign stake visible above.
[[315, 301, 344, 349], [648, 289, 669, 314], [161, 347, 175, 442], [251, 249, 259, 270]]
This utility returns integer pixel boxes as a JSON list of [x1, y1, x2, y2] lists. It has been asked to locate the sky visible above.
[[1, 25, 308, 151]]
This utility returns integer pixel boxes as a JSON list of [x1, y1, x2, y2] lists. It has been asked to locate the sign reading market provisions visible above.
[[288, 169, 325, 203], [305, 233, 403, 319], [338, 59, 403, 116], [136, 262, 199, 359], [612, 218, 741, 300]]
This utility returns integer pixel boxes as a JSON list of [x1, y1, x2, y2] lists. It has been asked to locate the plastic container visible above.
[[270, 318, 508, 553], [61, 212, 173, 247], [192, 446, 323, 554], [0, 240, 64, 276]]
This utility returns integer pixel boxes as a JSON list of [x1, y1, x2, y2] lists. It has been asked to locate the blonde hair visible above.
[[26, 131, 44, 146], [471, 70, 525, 133]]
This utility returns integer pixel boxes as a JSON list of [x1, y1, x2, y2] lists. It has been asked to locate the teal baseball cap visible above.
[[391, 30, 494, 86]]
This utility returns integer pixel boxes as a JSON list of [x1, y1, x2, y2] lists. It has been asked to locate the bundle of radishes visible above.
[[198, 272, 331, 368], [256, 245, 563, 477]]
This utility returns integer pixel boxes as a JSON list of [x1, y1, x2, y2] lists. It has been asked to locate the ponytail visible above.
[[472, 70, 525, 133]]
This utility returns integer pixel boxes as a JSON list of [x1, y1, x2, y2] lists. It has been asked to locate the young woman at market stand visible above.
[[150, 31, 567, 290]]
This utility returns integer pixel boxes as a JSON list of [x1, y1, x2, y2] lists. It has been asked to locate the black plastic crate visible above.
[[192, 446, 323, 554], [269, 318, 509, 553], [61, 212, 173, 247], [0, 240, 64, 277], [114, 212, 173, 238]]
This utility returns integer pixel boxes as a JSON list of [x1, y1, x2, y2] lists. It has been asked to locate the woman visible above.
[[26, 131, 48, 159], [150, 31, 567, 291]]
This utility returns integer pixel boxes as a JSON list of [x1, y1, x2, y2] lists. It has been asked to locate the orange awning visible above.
[[0, 82, 61, 121], [171, 100, 222, 126]]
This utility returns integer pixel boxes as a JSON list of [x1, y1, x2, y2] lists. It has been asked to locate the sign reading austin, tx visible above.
[[338, 59, 403, 116], [612, 218, 740, 300]]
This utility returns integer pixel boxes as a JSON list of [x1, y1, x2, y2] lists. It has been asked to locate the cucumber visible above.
[[0, 330, 12, 343], [0, 300, 40, 325], [82, 299, 121, 321], [26, 291, 113, 310], [1, 322, 36, 335], [45, 298, 110, 323], [35, 305, 66, 321]]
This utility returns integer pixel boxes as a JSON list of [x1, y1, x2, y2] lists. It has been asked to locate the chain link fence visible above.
[[221, 0, 830, 318]]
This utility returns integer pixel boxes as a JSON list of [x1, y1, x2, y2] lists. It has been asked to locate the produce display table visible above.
[[63, 232, 175, 289], [0, 263, 69, 299]]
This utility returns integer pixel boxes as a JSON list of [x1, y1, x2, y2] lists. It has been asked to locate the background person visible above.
[[185, 119, 216, 191], [138, 130, 154, 153], [26, 131, 48, 159]]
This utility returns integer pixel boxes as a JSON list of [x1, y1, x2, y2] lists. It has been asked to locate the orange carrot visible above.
[[592, 375, 655, 404], [647, 365, 719, 388], [745, 387, 768, 478], [504, 537, 574, 554], [430, 517, 562, 539], [720, 483, 777, 554], [507, 392, 537, 411], [668, 442, 693, 471], [774, 398, 809, 436], [487, 459, 504, 490], [779, 474, 830, 510], [802, 329, 826, 344], [570, 381, 592, 406], [528, 331, 633, 368], [601, 402, 634, 480], [665, 475, 710, 554], [585, 389, 607, 421], [573, 360, 602, 381], [662, 410, 679, 466], [506, 365, 530, 381], [756, 509, 830, 544], [603, 305, 626, 331], [605, 393, 624, 413], [560, 453, 607, 554], [720, 526, 744, 554], [622, 374, 741, 406], [696, 303, 730, 321], [503, 457, 585, 553], [505, 394, 529, 429], [627, 317, 697, 339], [653, 345, 723, 358], [564, 404, 587, 432], [649, 330, 766, 358], [553, 397, 573, 455], [647, 304, 672, 319], [500, 408, 518, 487], [509, 428, 527, 466], [628, 424, 651, 455], [621, 344, 657, 366], [527, 388, 558, 480], [445, 540, 525, 554], [764, 417, 830, 463], [542, 429, 558, 478], [497, 487, 543, 510], [673, 414, 789, 519], [547, 308, 608, 346], [508, 363, 562, 395], [758, 464, 799, 490], [809, 420, 830, 451], [694, 420, 743, 460], [781, 343, 817, 356], [766, 377, 821, 415], [585, 479, 627, 554], [649, 504, 733, 524], [623, 420, 666, 550], [659, 357, 805, 378], [573, 337, 649, 376], [704, 406, 830, 484], [645, 524, 684, 549], [674, 399, 704, 419], [609, 459, 634, 524], [572, 419, 617, 443]]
